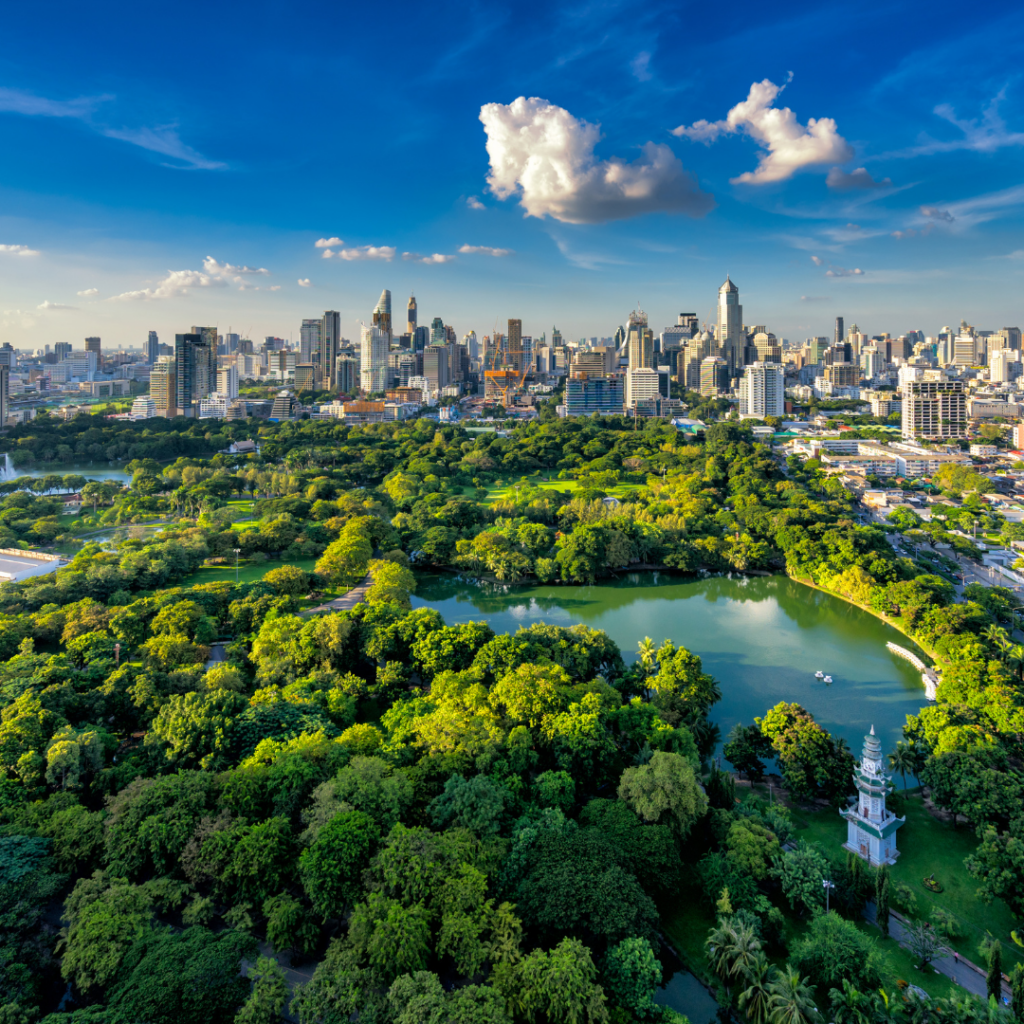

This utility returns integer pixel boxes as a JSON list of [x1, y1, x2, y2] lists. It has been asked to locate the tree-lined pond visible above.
[[412, 572, 931, 754]]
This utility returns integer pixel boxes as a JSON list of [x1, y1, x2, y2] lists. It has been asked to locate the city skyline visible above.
[[1, 0, 1024, 346]]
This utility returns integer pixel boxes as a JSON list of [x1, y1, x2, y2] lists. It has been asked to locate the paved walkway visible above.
[[302, 574, 372, 615], [864, 902, 1010, 1002], [204, 641, 227, 670]]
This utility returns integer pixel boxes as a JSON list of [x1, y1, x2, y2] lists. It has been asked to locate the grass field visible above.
[[484, 479, 644, 502], [178, 556, 318, 588]]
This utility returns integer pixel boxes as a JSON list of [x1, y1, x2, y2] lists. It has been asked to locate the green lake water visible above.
[[412, 571, 931, 754]]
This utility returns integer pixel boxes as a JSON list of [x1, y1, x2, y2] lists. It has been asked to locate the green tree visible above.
[[235, 956, 289, 1024], [60, 876, 154, 992], [617, 751, 708, 836], [300, 811, 380, 920], [875, 865, 890, 938], [348, 893, 431, 986], [146, 691, 247, 769], [429, 774, 507, 835], [768, 966, 816, 1024], [264, 893, 320, 955], [904, 921, 941, 969], [790, 912, 885, 993], [315, 531, 372, 584], [604, 937, 661, 1017], [365, 559, 417, 607]]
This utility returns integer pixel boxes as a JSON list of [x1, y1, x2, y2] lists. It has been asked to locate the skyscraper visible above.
[[901, 377, 966, 440], [55, 342, 72, 362], [85, 336, 101, 356], [190, 327, 218, 399], [625, 308, 654, 370], [717, 276, 743, 376], [175, 333, 211, 417], [834, 317, 845, 346], [0, 365, 8, 428], [507, 319, 523, 373], [407, 295, 417, 338], [360, 324, 390, 393], [372, 289, 392, 338], [147, 331, 159, 364], [414, 326, 429, 352], [430, 317, 446, 347], [300, 319, 321, 363], [320, 311, 341, 389]]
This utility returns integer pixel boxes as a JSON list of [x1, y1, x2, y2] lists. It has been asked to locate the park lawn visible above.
[[660, 881, 717, 984], [788, 792, 1022, 974], [179, 556, 318, 588], [485, 479, 645, 502]]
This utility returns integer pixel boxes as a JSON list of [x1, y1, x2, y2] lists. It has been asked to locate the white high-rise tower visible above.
[[717, 276, 743, 377]]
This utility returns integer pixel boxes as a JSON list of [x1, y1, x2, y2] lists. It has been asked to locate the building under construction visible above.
[[483, 318, 530, 405]]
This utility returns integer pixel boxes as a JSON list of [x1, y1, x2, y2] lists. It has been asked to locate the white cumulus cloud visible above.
[[109, 255, 268, 301], [315, 237, 343, 248], [0, 243, 39, 256], [459, 244, 513, 256], [37, 300, 76, 310], [480, 95, 713, 223], [673, 77, 853, 184], [298, 278, 312, 287], [322, 246, 397, 262], [826, 166, 893, 190], [77, 288, 99, 297], [466, 196, 485, 210]]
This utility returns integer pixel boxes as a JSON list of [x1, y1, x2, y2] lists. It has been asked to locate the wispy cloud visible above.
[[673, 75, 853, 184], [825, 265, 864, 277], [466, 196, 485, 210], [76, 288, 99, 297], [0, 86, 223, 170], [800, 295, 831, 303], [459, 244, 513, 256], [102, 126, 225, 170], [630, 51, 653, 82], [0, 243, 39, 256], [37, 300, 76, 310], [912, 184, 1024, 230]]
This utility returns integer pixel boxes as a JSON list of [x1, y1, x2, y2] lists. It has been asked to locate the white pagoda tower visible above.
[[841, 726, 904, 866]]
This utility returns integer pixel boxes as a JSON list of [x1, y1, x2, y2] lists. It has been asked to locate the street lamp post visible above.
[[822, 879, 835, 913], [233, 548, 241, 584]]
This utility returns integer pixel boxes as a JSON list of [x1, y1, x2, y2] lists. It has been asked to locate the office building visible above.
[[414, 325, 429, 352], [320, 311, 341, 388], [953, 323, 979, 366], [507, 319, 523, 373], [294, 364, 316, 392], [739, 362, 784, 419], [834, 317, 845, 346], [84, 336, 101, 357], [991, 348, 1022, 384], [55, 342, 72, 363], [372, 289, 392, 336], [901, 377, 966, 440], [752, 332, 782, 364], [430, 317, 446, 347], [217, 365, 239, 400], [717, 276, 744, 376], [360, 324, 390, 393], [700, 355, 729, 397], [407, 295, 417, 338], [423, 346, 450, 395], [463, 331, 479, 364], [0, 365, 7, 427], [625, 308, 654, 370], [336, 356, 358, 394], [300, 319, 321, 363], [174, 333, 214, 417], [625, 367, 661, 410], [861, 345, 883, 380], [661, 313, 699, 352], [807, 337, 829, 365], [825, 363, 860, 387], [146, 331, 159, 364], [563, 375, 624, 417], [150, 359, 176, 417], [131, 395, 156, 421]]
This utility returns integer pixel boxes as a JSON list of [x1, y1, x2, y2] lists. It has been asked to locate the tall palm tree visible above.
[[637, 636, 657, 676], [768, 966, 817, 1024], [706, 919, 763, 990], [889, 742, 916, 796], [738, 952, 774, 1024]]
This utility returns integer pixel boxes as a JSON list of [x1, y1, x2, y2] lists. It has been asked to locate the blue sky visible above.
[[1, 0, 1023, 349]]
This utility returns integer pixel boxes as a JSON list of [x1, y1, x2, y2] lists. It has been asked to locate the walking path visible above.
[[863, 901, 1011, 1002], [302, 574, 372, 615]]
